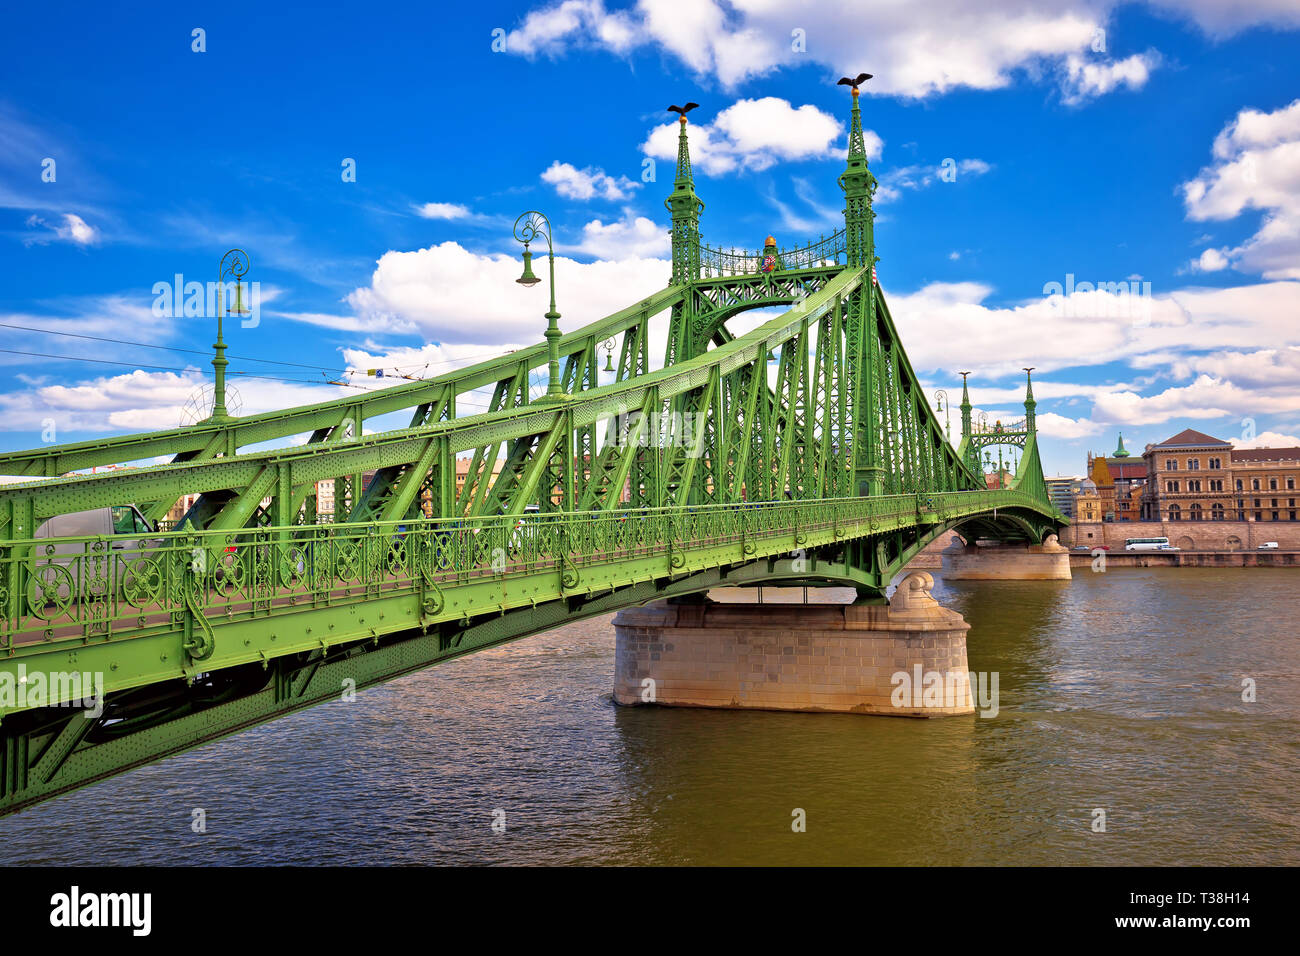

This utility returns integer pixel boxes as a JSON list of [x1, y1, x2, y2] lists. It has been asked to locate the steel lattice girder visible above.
[[0, 285, 687, 482], [0, 265, 872, 531]]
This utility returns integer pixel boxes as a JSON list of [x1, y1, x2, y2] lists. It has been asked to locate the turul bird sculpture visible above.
[[837, 72, 873, 90], [667, 102, 699, 118]]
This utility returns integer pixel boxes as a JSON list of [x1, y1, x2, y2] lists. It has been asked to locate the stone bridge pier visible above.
[[940, 533, 1071, 580], [613, 572, 975, 717]]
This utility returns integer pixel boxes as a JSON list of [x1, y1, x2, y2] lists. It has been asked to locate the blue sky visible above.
[[2, 0, 1299, 478]]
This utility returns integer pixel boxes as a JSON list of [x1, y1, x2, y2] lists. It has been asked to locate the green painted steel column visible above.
[[839, 81, 882, 496]]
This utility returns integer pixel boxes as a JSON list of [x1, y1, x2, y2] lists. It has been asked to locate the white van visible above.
[[30, 506, 161, 603], [1258, 541, 1280, 550]]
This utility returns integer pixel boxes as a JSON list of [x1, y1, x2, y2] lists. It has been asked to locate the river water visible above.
[[3, 568, 1297, 866]]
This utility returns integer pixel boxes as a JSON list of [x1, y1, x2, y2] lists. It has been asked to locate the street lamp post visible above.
[[933, 388, 950, 440], [211, 248, 251, 421], [513, 211, 563, 399]]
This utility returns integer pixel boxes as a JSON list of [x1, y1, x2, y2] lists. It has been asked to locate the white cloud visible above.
[[1035, 411, 1104, 439], [1237, 430, 1300, 449], [1181, 99, 1300, 279], [1146, 0, 1300, 37], [541, 161, 639, 201], [875, 158, 992, 204], [23, 212, 100, 246], [413, 202, 471, 220], [0, 366, 346, 435], [344, 240, 669, 345], [1061, 51, 1160, 105], [641, 97, 854, 176], [1190, 247, 1230, 271], [572, 213, 670, 259], [504, 0, 1264, 100]]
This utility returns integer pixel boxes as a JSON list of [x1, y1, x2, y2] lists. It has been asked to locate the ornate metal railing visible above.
[[0, 489, 1047, 658], [971, 417, 1028, 436], [698, 230, 847, 277]]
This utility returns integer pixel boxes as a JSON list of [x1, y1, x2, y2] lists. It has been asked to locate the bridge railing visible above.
[[0, 489, 1047, 657], [698, 230, 847, 277], [970, 418, 1028, 435]]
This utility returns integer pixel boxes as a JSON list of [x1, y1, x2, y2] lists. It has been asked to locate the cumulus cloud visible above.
[[1061, 50, 1161, 105], [0, 367, 344, 436], [1189, 247, 1230, 272], [541, 161, 639, 201], [1181, 99, 1300, 279], [341, 240, 669, 345], [502, 0, 1283, 100], [641, 97, 854, 176], [1236, 430, 1300, 449], [572, 213, 670, 258]]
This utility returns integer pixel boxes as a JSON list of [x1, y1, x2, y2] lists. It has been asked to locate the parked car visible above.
[[1258, 541, 1280, 550]]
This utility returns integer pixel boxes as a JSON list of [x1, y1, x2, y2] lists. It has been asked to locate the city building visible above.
[[1044, 476, 1083, 517], [1080, 434, 1147, 522], [1140, 428, 1300, 522]]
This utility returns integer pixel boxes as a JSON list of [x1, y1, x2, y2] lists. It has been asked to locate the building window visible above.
[[1167, 480, 1180, 492], [1168, 505, 1181, 520], [1211, 503, 1224, 520], [1253, 479, 1261, 490], [1236, 479, 1244, 491], [1272, 511, 1280, 521], [1254, 498, 1261, 507], [1209, 457, 1221, 469], [1271, 479, 1279, 490], [1190, 504, 1202, 521], [1288, 478, 1295, 490], [1291, 511, 1297, 521], [1189, 459, 1200, 470], [1255, 511, 1262, 521], [1189, 480, 1202, 492], [1165, 459, 1178, 471]]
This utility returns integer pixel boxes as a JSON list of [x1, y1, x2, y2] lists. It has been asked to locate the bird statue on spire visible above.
[[837, 72, 873, 92], [667, 103, 700, 123]]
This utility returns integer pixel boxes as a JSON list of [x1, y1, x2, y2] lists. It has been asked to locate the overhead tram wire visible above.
[[0, 347, 373, 390], [0, 348, 499, 411], [0, 321, 516, 379], [0, 321, 348, 373]]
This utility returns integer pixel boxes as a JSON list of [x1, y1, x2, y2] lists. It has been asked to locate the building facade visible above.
[[1140, 429, 1299, 523]]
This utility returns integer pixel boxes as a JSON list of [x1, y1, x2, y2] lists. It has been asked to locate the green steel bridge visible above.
[[0, 88, 1064, 817]]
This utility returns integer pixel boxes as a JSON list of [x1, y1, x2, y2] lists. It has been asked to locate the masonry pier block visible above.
[[940, 533, 1072, 581], [613, 572, 974, 717]]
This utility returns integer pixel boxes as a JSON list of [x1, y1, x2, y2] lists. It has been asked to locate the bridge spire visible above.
[[665, 107, 704, 284], [959, 371, 972, 439], [1022, 367, 1037, 432], [838, 78, 877, 270]]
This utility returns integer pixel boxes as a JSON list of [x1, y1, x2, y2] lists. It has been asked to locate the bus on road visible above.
[[1125, 536, 1174, 551]]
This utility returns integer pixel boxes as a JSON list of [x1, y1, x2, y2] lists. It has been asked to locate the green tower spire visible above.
[[665, 113, 704, 284], [1023, 367, 1037, 432], [838, 83, 878, 269], [1112, 433, 1130, 457], [959, 371, 972, 438]]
